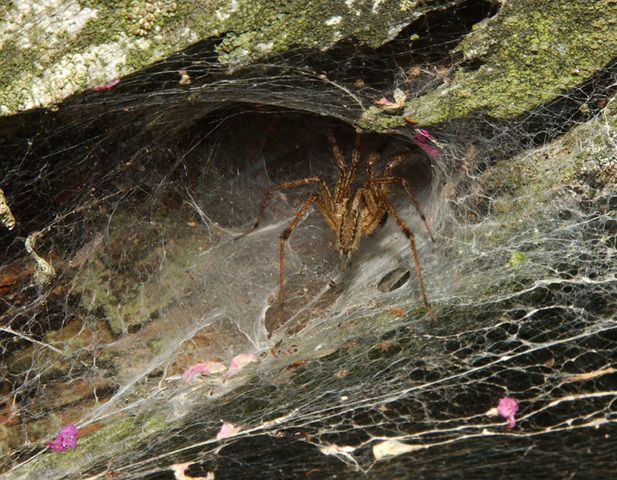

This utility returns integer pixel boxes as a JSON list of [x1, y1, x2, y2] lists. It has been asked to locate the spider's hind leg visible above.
[[383, 202, 439, 324]]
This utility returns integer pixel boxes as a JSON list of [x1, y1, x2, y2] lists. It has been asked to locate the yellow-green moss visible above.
[[1, 0, 427, 114], [508, 250, 526, 267], [398, 0, 617, 125]]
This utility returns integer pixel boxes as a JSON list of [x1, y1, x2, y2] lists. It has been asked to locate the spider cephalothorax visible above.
[[236, 129, 438, 322]]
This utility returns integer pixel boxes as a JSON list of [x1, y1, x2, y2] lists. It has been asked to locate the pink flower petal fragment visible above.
[[216, 422, 241, 439], [497, 396, 519, 429], [182, 361, 226, 383], [375, 97, 397, 107], [45, 424, 79, 452], [94, 79, 120, 91], [222, 353, 258, 382], [412, 129, 441, 158]]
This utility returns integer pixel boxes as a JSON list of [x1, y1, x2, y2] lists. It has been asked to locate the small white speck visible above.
[[325, 16, 342, 26], [216, 0, 238, 22], [256, 42, 273, 52]]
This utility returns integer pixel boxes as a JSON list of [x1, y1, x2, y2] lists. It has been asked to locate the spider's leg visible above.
[[343, 132, 362, 200], [382, 153, 407, 178], [370, 177, 435, 242], [325, 129, 347, 205], [365, 151, 381, 182], [278, 193, 321, 307], [383, 202, 439, 324], [365, 144, 390, 197], [236, 177, 333, 239], [356, 184, 386, 236]]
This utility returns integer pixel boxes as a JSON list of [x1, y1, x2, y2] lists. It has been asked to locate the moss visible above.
[[0, 0, 183, 113], [147, 337, 166, 355], [75, 207, 209, 337], [200, 0, 421, 66], [508, 250, 526, 267], [1, 0, 432, 114], [3, 0, 617, 116], [396, 0, 617, 125], [372, 311, 400, 325], [86, 413, 166, 452], [359, 107, 407, 131], [479, 96, 617, 232], [106, 314, 125, 336]]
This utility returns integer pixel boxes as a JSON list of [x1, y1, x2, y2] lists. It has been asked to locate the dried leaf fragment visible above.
[[385, 306, 405, 317], [24, 232, 56, 285], [172, 462, 214, 480], [374, 88, 406, 108], [0, 188, 15, 230], [373, 439, 421, 460]]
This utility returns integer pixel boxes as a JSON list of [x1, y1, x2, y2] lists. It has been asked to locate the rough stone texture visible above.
[[395, 0, 617, 123], [3, 0, 615, 121], [1, 1, 616, 476], [0, 0, 442, 115]]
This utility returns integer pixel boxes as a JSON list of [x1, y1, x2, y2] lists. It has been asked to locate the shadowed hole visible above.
[[377, 267, 411, 292]]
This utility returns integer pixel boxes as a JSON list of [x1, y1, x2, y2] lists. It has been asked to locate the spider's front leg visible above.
[[276, 193, 322, 307], [370, 176, 435, 242], [235, 177, 336, 240], [235, 176, 336, 308]]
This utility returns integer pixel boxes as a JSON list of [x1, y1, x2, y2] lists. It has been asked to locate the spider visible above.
[[236, 129, 438, 323]]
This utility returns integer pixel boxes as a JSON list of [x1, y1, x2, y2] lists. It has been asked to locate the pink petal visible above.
[[216, 422, 240, 439], [94, 79, 120, 91], [45, 424, 79, 451], [182, 361, 226, 383], [497, 396, 519, 429], [412, 129, 441, 158], [222, 353, 258, 382], [45, 441, 66, 452], [375, 97, 397, 107]]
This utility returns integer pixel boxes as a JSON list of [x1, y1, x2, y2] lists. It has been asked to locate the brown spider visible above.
[[236, 129, 438, 322]]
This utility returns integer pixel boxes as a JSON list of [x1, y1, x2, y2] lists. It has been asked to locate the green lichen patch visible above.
[[0, 0, 187, 114], [431, 92, 617, 320], [75, 211, 207, 336], [14, 411, 171, 476], [473, 94, 617, 231], [1, 0, 432, 114], [508, 250, 525, 267], [126, 0, 178, 37], [396, 0, 617, 125], [205, 0, 421, 67]]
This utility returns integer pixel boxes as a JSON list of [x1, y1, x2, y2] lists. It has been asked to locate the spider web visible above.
[[1, 2, 616, 479]]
